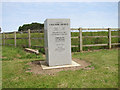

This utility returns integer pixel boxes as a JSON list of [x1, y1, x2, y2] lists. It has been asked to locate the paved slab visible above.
[[40, 60, 81, 70]]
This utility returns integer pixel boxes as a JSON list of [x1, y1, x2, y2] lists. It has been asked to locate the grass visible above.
[[2, 46, 118, 88], [2, 46, 44, 61]]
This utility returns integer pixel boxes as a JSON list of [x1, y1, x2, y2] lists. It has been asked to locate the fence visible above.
[[71, 28, 120, 52], [1, 29, 44, 48], [1, 28, 120, 52]]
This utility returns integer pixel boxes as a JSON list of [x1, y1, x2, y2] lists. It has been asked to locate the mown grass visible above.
[[2, 46, 118, 88], [2, 46, 44, 61], [2, 31, 119, 52]]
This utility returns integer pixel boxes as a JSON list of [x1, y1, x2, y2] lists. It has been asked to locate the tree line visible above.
[[18, 22, 44, 31]]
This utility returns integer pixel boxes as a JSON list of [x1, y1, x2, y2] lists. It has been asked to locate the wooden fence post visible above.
[[14, 31, 16, 47], [108, 28, 111, 49], [79, 28, 82, 52], [28, 29, 31, 48], [3, 32, 5, 46]]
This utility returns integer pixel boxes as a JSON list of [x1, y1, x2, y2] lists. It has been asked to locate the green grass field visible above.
[[2, 46, 118, 88]]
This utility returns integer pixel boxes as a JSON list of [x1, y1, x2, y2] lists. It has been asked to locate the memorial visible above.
[[44, 19, 72, 66]]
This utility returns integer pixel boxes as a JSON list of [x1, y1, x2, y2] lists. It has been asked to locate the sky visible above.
[[1, 2, 118, 32]]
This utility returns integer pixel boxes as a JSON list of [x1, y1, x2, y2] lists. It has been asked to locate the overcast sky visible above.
[[1, 2, 118, 32]]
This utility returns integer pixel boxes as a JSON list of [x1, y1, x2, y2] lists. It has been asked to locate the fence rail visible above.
[[71, 28, 120, 30], [1, 28, 120, 52], [72, 28, 119, 51]]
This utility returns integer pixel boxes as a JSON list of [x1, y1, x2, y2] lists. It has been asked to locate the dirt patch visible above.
[[26, 58, 94, 75]]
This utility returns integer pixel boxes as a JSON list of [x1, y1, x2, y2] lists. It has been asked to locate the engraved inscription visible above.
[[55, 37, 65, 42], [55, 44, 65, 52], [49, 22, 69, 52], [49, 23, 68, 26]]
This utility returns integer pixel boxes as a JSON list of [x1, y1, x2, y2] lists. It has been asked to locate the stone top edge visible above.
[[44, 18, 70, 21]]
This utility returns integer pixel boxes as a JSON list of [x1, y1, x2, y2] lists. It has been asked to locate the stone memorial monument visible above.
[[44, 19, 72, 66]]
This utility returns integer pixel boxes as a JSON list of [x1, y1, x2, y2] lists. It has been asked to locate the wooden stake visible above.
[[79, 28, 82, 52], [108, 28, 111, 49], [14, 31, 16, 47], [3, 32, 5, 46], [28, 29, 31, 48]]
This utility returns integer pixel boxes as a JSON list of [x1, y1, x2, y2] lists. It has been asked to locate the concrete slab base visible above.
[[40, 60, 81, 70]]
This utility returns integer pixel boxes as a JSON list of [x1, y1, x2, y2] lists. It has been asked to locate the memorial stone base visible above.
[[40, 60, 81, 70]]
